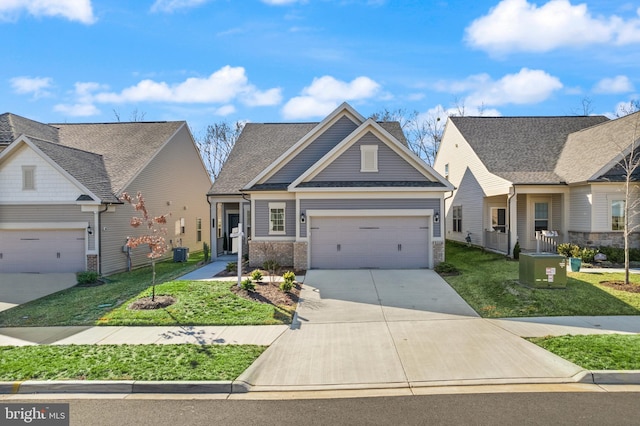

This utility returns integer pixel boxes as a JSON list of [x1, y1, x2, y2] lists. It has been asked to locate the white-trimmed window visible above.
[[360, 145, 378, 172], [612, 200, 625, 231], [22, 166, 35, 190], [452, 206, 462, 232], [196, 218, 202, 242], [269, 202, 286, 235], [534, 202, 549, 233], [491, 207, 506, 233]]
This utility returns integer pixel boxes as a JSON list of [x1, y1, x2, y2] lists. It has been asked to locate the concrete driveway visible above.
[[237, 269, 585, 391], [0, 273, 77, 312]]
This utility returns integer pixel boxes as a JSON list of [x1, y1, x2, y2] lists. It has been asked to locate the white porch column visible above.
[[509, 192, 518, 255]]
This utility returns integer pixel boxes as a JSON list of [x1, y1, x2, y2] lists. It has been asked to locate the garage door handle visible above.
[[57, 252, 61, 258], [337, 244, 341, 252], [398, 244, 402, 252]]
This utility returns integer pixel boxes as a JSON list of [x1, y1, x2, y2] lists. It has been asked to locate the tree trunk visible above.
[[152, 259, 156, 301]]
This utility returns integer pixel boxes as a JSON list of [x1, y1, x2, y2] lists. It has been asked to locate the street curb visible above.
[[0, 380, 248, 394], [580, 370, 640, 385]]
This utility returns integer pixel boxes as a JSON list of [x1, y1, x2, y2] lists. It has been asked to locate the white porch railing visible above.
[[535, 230, 559, 253], [485, 230, 509, 253]]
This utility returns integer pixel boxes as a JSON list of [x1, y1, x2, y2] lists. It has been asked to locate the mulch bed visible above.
[[600, 281, 640, 293], [231, 280, 301, 307], [129, 295, 177, 310]]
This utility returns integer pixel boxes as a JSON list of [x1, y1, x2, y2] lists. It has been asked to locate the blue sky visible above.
[[2, 0, 640, 134]]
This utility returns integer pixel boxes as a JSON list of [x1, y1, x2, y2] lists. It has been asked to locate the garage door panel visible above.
[[0, 230, 85, 273], [310, 216, 429, 269]]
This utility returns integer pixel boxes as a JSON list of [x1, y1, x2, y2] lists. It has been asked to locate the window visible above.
[[452, 206, 462, 232], [22, 166, 35, 190], [444, 163, 449, 179], [491, 208, 506, 233], [612, 200, 625, 231], [534, 202, 549, 232], [269, 202, 286, 235], [196, 218, 202, 242], [360, 145, 378, 172]]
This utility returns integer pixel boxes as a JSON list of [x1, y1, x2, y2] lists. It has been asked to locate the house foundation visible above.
[[249, 241, 294, 268], [568, 231, 640, 249]]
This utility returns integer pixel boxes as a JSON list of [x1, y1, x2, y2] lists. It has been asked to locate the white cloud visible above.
[[0, 0, 95, 24], [435, 68, 562, 108], [10, 76, 53, 98], [92, 66, 282, 106], [214, 105, 236, 116], [282, 75, 381, 119], [465, 0, 640, 54], [150, 0, 210, 13], [53, 103, 100, 117], [593, 75, 634, 94]]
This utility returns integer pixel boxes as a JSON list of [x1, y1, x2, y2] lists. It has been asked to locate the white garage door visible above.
[[0, 230, 85, 273], [310, 216, 430, 269]]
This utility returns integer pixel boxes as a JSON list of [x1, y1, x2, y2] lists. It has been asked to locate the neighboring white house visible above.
[[0, 113, 211, 275], [207, 102, 454, 270], [434, 112, 640, 255]]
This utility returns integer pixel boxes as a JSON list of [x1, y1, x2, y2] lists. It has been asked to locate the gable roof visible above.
[[53, 121, 184, 194], [208, 108, 408, 195], [29, 138, 118, 203], [289, 118, 453, 191], [557, 111, 640, 183], [450, 115, 609, 184], [0, 112, 59, 147]]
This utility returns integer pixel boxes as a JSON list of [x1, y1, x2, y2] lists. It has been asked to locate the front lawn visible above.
[[0, 344, 265, 381], [0, 252, 295, 327], [98, 279, 294, 326], [442, 242, 640, 317], [529, 335, 640, 370]]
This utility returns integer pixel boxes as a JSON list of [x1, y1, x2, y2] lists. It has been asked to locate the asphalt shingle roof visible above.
[[557, 111, 640, 182], [53, 121, 184, 194], [29, 138, 119, 203], [0, 112, 59, 146], [450, 115, 609, 184], [209, 121, 407, 195]]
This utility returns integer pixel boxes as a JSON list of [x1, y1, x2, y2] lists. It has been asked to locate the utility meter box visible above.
[[519, 253, 567, 288]]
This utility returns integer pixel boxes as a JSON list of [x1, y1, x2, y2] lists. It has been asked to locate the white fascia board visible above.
[[245, 191, 295, 200], [5, 135, 102, 203], [290, 186, 449, 193], [296, 191, 444, 199], [305, 209, 434, 218], [243, 103, 365, 190]]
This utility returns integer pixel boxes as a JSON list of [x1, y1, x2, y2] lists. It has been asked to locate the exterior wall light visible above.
[[300, 213, 306, 223], [433, 212, 440, 223], [87, 223, 93, 235]]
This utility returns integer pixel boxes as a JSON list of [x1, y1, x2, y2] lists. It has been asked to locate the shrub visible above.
[[434, 262, 459, 275], [250, 269, 263, 282], [77, 271, 100, 285], [513, 242, 521, 260], [203, 242, 210, 263], [241, 278, 255, 292], [570, 244, 582, 259], [282, 271, 296, 282], [226, 262, 237, 272], [557, 243, 573, 257], [263, 260, 280, 283], [580, 248, 597, 264], [279, 280, 294, 293]]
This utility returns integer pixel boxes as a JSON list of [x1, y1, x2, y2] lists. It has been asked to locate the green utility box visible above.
[[519, 253, 567, 288]]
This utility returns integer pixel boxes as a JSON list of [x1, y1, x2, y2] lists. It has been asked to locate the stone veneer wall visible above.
[[87, 255, 98, 272], [293, 242, 308, 271], [569, 231, 640, 249], [248, 241, 294, 268], [432, 240, 445, 266]]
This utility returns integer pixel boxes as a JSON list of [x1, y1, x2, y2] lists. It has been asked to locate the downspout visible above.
[[97, 204, 110, 275], [207, 195, 213, 260], [507, 186, 517, 256], [443, 190, 454, 244]]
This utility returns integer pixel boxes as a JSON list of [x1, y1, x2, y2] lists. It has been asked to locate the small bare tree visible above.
[[121, 191, 170, 301], [113, 108, 146, 122], [196, 121, 244, 180]]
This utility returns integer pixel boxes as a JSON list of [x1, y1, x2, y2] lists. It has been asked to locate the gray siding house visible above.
[[207, 103, 453, 270], [434, 112, 640, 255], [0, 113, 211, 275]]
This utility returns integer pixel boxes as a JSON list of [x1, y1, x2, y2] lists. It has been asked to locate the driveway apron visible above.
[[237, 270, 584, 391]]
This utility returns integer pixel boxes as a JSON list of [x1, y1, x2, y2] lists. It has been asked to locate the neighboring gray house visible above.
[[0, 113, 211, 275], [434, 112, 640, 255], [207, 103, 454, 270]]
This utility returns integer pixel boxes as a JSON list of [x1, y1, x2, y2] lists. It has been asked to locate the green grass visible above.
[[0, 251, 293, 327], [0, 344, 265, 381], [529, 335, 640, 370], [98, 280, 293, 326], [442, 241, 640, 317]]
